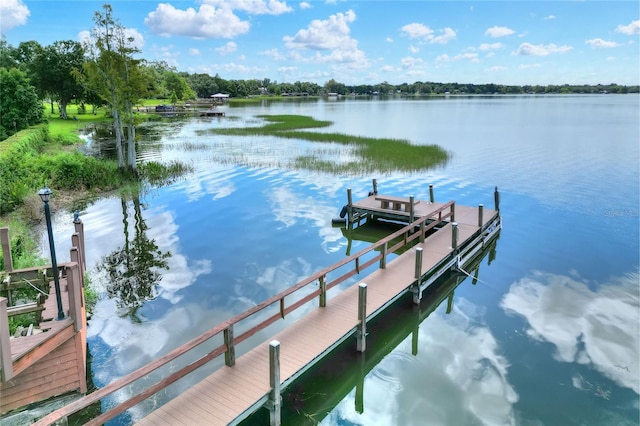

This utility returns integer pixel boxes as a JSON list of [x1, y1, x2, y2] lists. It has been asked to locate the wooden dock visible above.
[[0, 221, 88, 417], [33, 186, 501, 426]]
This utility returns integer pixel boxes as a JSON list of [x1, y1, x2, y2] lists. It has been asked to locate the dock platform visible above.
[[34, 186, 501, 426]]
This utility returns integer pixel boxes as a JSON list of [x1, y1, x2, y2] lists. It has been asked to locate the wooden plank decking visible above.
[[137, 201, 498, 426]]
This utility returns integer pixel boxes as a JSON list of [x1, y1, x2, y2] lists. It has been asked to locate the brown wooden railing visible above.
[[0, 221, 86, 383], [33, 201, 455, 426]]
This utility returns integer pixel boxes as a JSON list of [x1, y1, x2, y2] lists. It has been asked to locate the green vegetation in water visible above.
[[204, 114, 449, 174]]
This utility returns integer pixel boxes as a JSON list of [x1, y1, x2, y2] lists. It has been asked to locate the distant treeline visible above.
[[185, 75, 639, 98]]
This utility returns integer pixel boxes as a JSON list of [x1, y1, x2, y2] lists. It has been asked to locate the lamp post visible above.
[[39, 187, 65, 320]]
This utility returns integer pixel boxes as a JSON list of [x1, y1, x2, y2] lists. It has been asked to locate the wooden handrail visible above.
[[34, 201, 455, 425]]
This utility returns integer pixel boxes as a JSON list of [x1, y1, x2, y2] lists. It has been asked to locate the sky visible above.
[[1, 0, 639, 86]]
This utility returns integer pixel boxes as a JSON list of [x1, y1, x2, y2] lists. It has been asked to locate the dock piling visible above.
[[319, 275, 326, 307], [452, 222, 458, 250], [413, 247, 423, 304], [357, 283, 367, 352], [478, 204, 484, 227], [224, 326, 235, 366], [347, 188, 353, 225], [268, 340, 281, 426], [372, 179, 378, 195], [409, 195, 415, 223], [429, 185, 434, 203], [380, 242, 387, 269], [494, 186, 500, 211]]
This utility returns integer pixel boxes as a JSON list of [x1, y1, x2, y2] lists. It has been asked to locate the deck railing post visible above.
[[494, 186, 500, 211], [429, 184, 434, 203], [412, 247, 423, 304], [380, 242, 387, 269], [356, 283, 367, 352], [67, 262, 84, 332], [319, 275, 327, 307], [452, 222, 458, 250], [224, 325, 236, 366], [347, 188, 353, 225], [0, 297, 14, 381], [478, 204, 484, 227], [269, 340, 281, 426], [409, 195, 415, 223], [420, 221, 425, 243], [450, 202, 455, 222], [372, 179, 378, 195], [0, 228, 13, 272], [73, 213, 86, 273]]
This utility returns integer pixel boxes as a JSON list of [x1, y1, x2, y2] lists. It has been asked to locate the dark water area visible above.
[[44, 95, 639, 425]]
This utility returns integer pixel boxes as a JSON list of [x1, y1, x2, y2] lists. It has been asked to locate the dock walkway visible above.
[[33, 189, 501, 426], [137, 200, 498, 425]]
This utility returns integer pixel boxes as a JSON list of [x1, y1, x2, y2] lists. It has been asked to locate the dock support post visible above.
[[451, 222, 458, 250], [412, 247, 423, 304], [409, 195, 415, 223], [347, 188, 353, 225], [494, 186, 500, 211], [0, 228, 13, 272], [356, 283, 367, 352], [450, 202, 456, 222], [380, 242, 387, 269], [355, 353, 365, 414], [478, 204, 484, 228], [372, 179, 378, 195], [0, 297, 14, 381], [224, 326, 235, 366], [319, 275, 326, 307], [429, 184, 434, 203], [268, 340, 281, 426]]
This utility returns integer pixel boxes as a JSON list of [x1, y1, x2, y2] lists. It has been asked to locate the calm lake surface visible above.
[[45, 95, 639, 425]]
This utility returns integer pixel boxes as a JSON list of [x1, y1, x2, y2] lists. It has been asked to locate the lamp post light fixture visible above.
[[38, 187, 65, 320]]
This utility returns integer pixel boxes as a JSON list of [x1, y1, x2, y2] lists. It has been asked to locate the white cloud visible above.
[[380, 65, 398, 72], [386, 37, 394, 43], [0, 0, 29, 31], [487, 66, 506, 72], [586, 38, 620, 48], [223, 62, 268, 74], [300, 2, 312, 9], [514, 42, 572, 56], [408, 45, 419, 53], [436, 54, 450, 63], [485, 26, 515, 38], [431, 27, 456, 44], [544, 15, 556, 21], [283, 10, 368, 68], [615, 19, 640, 35], [400, 56, 423, 69], [501, 271, 639, 395], [215, 41, 238, 55], [479, 42, 504, 51], [260, 48, 286, 61], [401, 22, 433, 39], [188, 48, 201, 56], [284, 9, 356, 50], [208, 0, 292, 15], [278, 65, 297, 73], [400, 23, 455, 44], [145, 3, 250, 38], [519, 63, 541, 69], [454, 52, 479, 62]]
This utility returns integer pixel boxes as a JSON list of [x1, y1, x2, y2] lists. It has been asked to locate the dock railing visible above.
[[33, 201, 455, 426], [0, 220, 86, 384]]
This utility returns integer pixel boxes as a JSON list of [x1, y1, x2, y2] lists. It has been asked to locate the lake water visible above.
[[45, 95, 639, 425]]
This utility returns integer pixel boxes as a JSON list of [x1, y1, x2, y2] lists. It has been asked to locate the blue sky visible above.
[[1, 0, 639, 86]]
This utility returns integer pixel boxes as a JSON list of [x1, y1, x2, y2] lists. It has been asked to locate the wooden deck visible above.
[[32, 189, 501, 426], [136, 201, 499, 425]]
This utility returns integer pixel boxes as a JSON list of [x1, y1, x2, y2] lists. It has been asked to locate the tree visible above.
[[81, 4, 147, 172], [0, 68, 44, 139], [163, 71, 194, 101], [31, 40, 85, 119]]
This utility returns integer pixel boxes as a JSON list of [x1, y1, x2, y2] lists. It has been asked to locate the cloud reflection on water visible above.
[[500, 270, 639, 395], [324, 298, 518, 426]]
